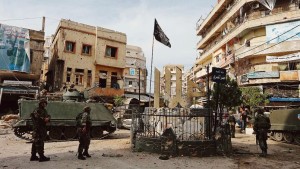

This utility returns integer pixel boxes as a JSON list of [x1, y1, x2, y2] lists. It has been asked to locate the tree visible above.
[[211, 76, 242, 113], [240, 87, 269, 109], [113, 95, 124, 107]]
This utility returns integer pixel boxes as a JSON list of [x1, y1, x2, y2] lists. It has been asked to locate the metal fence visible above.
[[132, 107, 211, 141]]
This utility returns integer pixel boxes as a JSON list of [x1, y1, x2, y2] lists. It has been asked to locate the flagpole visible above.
[[148, 35, 155, 107]]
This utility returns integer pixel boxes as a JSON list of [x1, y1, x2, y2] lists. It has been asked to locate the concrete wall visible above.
[[50, 19, 127, 92]]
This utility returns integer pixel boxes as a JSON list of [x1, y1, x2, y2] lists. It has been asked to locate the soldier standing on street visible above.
[[253, 108, 271, 157], [76, 106, 92, 160], [227, 111, 236, 138], [30, 99, 51, 162]]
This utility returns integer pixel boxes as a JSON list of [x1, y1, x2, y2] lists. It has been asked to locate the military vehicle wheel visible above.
[[49, 127, 62, 140], [294, 134, 300, 145], [64, 127, 77, 139], [273, 132, 283, 141], [91, 127, 103, 138], [14, 127, 31, 140], [283, 133, 294, 143]]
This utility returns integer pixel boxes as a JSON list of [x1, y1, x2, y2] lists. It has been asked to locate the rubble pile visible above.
[[0, 114, 20, 129]]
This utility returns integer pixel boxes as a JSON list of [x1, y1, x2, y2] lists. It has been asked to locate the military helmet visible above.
[[83, 106, 91, 112], [39, 99, 48, 105]]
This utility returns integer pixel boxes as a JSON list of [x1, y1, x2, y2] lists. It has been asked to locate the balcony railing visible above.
[[197, 3, 300, 61], [197, 0, 242, 37]]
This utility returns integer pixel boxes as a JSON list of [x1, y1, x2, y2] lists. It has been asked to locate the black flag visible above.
[[153, 19, 171, 48]]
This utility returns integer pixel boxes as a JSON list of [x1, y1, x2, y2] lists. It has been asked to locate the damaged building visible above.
[[0, 22, 45, 114], [47, 19, 127, 101]]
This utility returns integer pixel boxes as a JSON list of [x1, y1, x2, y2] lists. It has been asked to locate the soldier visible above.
[[76, 106, 92, 160], [253, 108, 271, 157], [30, 99, 51, 162], [227, 111, 236, 138]]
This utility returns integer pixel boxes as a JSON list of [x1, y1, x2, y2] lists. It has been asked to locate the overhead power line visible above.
[[0, 17, 43, 22]]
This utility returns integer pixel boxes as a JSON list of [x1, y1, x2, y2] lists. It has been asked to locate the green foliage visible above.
[[113, 95, 124, 107], [240, 87, 269, 109], [211, 76, 242, 111]]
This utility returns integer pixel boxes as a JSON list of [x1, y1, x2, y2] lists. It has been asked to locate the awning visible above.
[[0, 86, 38, 95], [269, 97, 300, 102]]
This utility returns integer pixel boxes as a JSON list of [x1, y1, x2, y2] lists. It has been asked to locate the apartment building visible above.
[[124, 45, 147, 94], [195, 0, 300, 107], [47, 19, 126, 97], [0, 23, 45, 112], [161, 65, 184, 98]]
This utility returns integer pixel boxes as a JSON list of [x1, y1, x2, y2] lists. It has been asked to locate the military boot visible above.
[[83, 150, 91, 158], [30, 155, 39, 161], [78, 153, 86, 160], [39, 154, 50, 162]]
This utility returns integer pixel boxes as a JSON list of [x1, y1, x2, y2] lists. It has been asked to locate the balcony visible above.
[[196, 4, 300, 63], [196, 0, 242, 35], [235, 39, 300, 59], [197, 0, 246, 46], [215, 53, 235, 68], [88, 86, 124, 97]]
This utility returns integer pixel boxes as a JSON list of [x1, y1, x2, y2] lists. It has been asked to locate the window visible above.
[[82, 44, 92, 55], [216, 55, 220, 63], [111, 72, 119, 89], [99, 71, 107, 88], [75, 69, 84, 85], [129, 81, 132, 85], [87, 70, 92, 87], [66, 67, 72, 83], [65, 41, 75, 53], [105, 46, 117, 58]]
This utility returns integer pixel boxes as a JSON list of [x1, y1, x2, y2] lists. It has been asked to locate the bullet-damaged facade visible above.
[[194, 0, 300, 107], [0, 24, 45, 112], [47, 19, 126, 96], [161, 65, 184, 98]]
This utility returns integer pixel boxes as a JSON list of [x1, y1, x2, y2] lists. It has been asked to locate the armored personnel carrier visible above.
[[269, 108, 300, 145], [13, 89, 117, 141]]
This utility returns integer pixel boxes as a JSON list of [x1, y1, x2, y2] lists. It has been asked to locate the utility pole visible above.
[[206, 65, 211, 139]]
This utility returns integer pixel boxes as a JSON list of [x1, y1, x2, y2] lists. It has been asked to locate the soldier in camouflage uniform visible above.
[[227, 111, 236, 138], [76, 106, 92, 160], [30, 99, 51, 162], [253, 108, 271, 157]]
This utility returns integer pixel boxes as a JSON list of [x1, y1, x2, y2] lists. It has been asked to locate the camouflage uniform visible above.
[[227, 114, 236, 138], [77, 106, 92, 160], [253, 110, 271, 157], [30, 99, 51, 162]]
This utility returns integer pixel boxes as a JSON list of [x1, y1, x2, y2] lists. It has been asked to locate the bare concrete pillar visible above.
[[42, 16, 45, 32]]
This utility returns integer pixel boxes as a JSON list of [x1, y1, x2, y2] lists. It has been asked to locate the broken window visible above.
[[87, 70, 92, 87], [65, 41, 76, 53], [111, 72, 119, 89], [216, 55, 220, 63], [99, 70, 107, 88], [105, 46, 117, 58], [82, 44, 92, 55], [66, 67, 72, 83], [75, 68, 84, 85]]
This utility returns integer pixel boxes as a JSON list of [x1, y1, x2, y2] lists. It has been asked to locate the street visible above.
[[0, 128, 299, 169]]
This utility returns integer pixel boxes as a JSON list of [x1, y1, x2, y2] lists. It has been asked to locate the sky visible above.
[[0, 0, 216, 86]]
